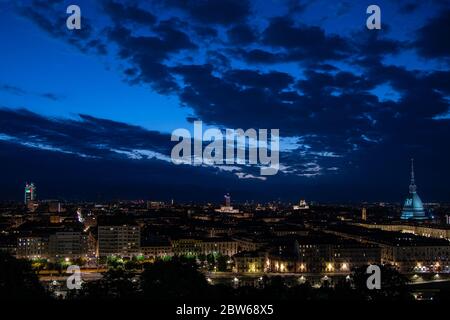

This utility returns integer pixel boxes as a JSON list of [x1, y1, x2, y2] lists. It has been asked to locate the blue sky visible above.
[[0, 6, 189, 132], [0, 0, 449, 202]]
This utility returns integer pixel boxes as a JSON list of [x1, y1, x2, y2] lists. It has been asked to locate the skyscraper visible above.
[[24, 182, 36, 204], [401, 159, 427, 220]]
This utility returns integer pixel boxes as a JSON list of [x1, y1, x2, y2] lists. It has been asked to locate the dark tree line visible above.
[[0, 251, 49, 300], [3, 252, 448, 302]]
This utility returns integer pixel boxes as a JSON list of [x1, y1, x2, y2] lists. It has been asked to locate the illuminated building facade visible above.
[[382, 243, 450, 272], [98, 224, 140, 258], [170, 238, 202, 256], [293, 199, 309, 210], [357, 223, 450, 240], [48, 231, 88, 260], [233, 251, 267, 273], [141, 241, 173, 258], [17, 236, 49, 259], [268, 238, 380, 273], [200, 238, 239, 256], [160, 237, 239, 257], [328, 224, 449, 272], [216, 193, 240, 213]]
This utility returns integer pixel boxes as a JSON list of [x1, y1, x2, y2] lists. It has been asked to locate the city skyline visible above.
[[5, 157, 446, 204], [1, 1, 450, 307], [0, 0, 449, 202]]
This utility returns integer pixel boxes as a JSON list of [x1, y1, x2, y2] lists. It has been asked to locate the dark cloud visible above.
[[414, 9, 450, 59], [227, 24, 257, 45], [352, 29, 405, 59], [108, 21, 196, 62], [398, 1, 420, 14], [167, 66, 378, 183], [307, 63, 339, 72], [103, 1, 156, 26], [297, 70, 375, 95], [335, 1, 352, 17], [161, 0, 251, 25], [0, 84, 26, 96], [193, 26, 218, 38], [171, 62, 381, 139], [0, 108, 173, 159], [285, 0, 312, 15], [172, 64, 297, 130], [262, 17, 351, 62], [18, 1, 107, 55], [107, 20, 196, 92], [235, 48, 279, 64], [233, 20, 403, 65], [205, 51, 231, 69], [0, 84, 62, 101], [424, 70, 450, 94], [225, 69, 294, 91], [361, 61, 450, 118], [39, 92, 61, 101]]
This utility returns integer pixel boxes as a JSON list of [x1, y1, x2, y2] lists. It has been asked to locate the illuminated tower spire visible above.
[[409, 158, 416, 193], [401, 158, 427, 220]]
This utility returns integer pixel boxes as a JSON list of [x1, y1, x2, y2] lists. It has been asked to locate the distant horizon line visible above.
[[1, 198, 449, 206]]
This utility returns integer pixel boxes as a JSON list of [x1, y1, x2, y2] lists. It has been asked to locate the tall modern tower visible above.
[[24, 182, 37, 204], [401, 159, 427, 220]]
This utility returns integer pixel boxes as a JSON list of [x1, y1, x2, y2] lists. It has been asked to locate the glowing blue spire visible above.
[[401, 159, 427, 220], [409, 158, 416, 193]]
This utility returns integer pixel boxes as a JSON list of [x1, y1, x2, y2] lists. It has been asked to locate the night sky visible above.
[[0, 0, 449, 203]]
